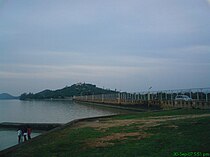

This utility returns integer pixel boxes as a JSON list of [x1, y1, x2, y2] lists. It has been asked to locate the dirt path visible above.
[[77, 113, 210, 131], [78, 113, 210, 148]]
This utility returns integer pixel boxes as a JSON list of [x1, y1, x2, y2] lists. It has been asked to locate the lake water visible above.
[[0, 99, 126, 151], [0, 129, 41, 151]]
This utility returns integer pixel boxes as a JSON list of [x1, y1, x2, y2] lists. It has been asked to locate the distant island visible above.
[[0, 93, 18, 100], [20, 83, 117, 100]]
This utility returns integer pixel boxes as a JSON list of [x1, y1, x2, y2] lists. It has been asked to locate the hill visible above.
[[0, 93, 17, 100], [19, 83, 117, 100]]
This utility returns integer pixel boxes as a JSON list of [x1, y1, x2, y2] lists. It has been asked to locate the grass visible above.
[[2, 109, 210, 157], [112, 108, 210, 120]]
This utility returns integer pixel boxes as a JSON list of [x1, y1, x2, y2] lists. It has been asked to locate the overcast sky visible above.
[[1, 0, 210, 95]]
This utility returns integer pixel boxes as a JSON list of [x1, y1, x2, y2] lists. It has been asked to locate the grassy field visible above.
[[1, 109, 210, 157]]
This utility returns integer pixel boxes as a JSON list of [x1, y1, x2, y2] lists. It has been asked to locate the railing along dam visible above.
[[73, 88, 210, 109]]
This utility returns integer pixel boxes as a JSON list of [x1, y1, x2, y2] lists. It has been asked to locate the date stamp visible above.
[[173, 152, 210, 157]]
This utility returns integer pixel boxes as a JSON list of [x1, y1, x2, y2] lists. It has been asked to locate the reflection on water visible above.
[[0, 99, 127, 151]]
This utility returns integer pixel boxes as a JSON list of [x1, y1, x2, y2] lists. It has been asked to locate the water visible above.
[[0, 99, 126, 151], [0, 99, 125, 123], [0, 129, 41, 151]]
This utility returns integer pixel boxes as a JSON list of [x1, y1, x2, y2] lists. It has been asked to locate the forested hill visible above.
[[20, 83, 117, 100]]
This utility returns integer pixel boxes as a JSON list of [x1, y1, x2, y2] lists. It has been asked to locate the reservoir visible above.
[[0, 99, 126, 151]]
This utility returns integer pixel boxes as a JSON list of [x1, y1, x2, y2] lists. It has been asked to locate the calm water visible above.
[[0, 99, 125, 123], [0, 99, 126, 151]]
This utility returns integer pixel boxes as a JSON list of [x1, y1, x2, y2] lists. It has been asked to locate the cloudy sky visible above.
[[1, 0, 210, 95]]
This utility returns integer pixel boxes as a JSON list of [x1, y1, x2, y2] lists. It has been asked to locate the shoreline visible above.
[[0, 100, 162, 155], [0, 114, 120, 156], [73, 100, 162, 112], [1, 109, 210, 157], [0, 122, 63, 131]]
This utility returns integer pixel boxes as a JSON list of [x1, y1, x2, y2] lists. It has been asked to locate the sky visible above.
[[1, 0, 210, 96]]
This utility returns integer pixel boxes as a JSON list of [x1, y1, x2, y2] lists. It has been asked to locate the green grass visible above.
[[2, 109, 210, 157], [113, 108, 210, 120]]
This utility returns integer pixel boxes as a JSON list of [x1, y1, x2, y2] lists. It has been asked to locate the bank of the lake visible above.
[[0, 99, 128, 151], [1, 109, 210, 157], [0, 129, 41, 152]]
